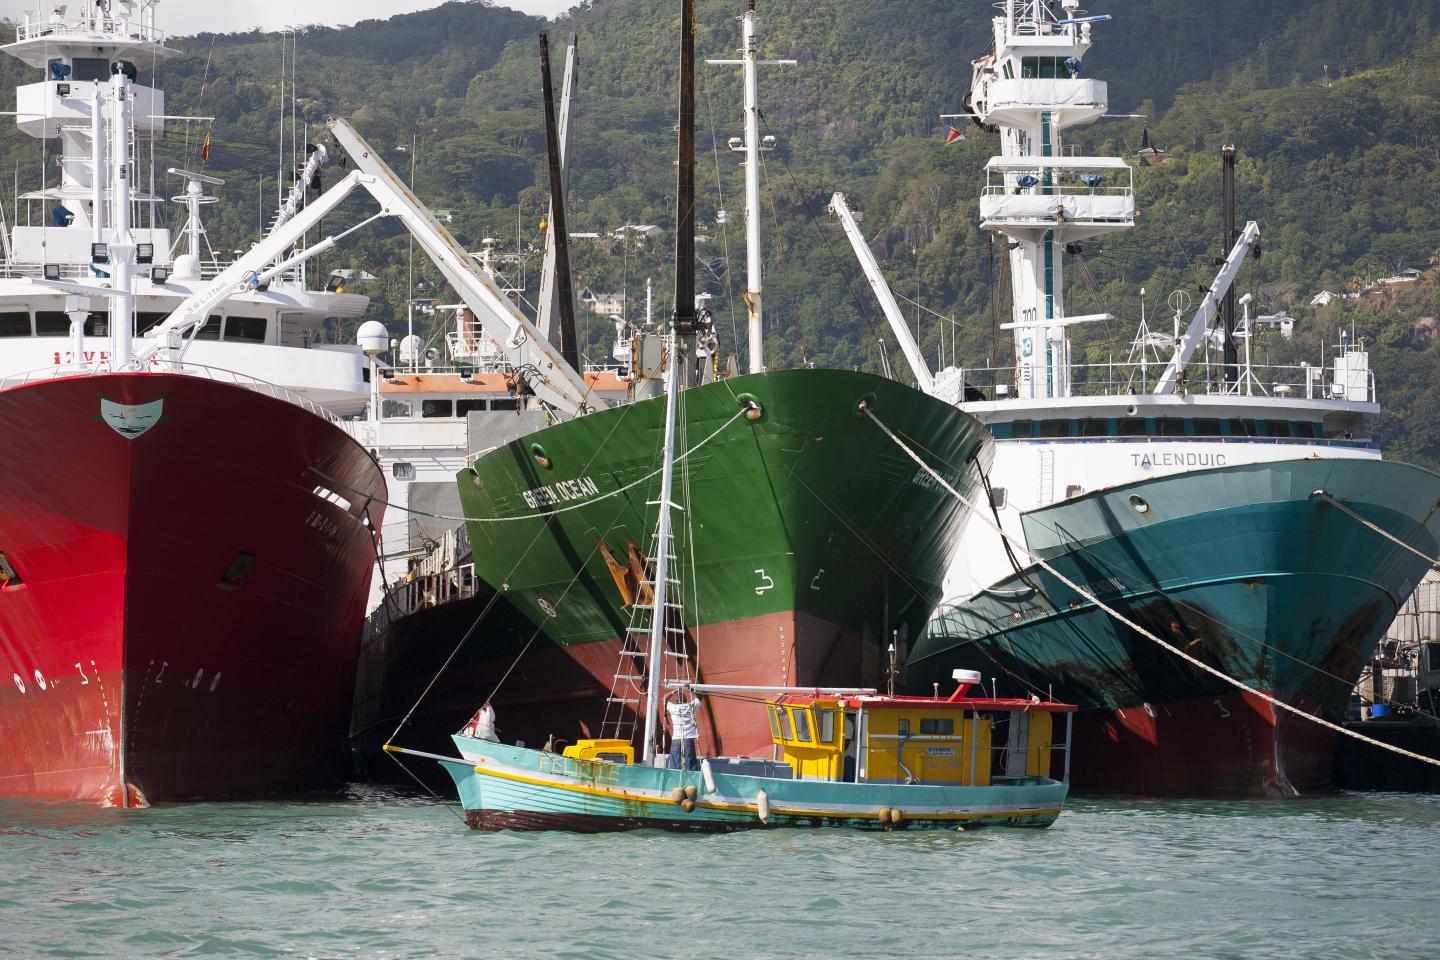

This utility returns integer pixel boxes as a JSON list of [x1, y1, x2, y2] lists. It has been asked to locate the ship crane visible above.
[[1150, 220, 1260, 395], [139, 118, 595, 420], [828, 191, 934, 395]]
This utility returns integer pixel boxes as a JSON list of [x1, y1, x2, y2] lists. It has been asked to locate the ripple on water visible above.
[[1, 789, 1439, 958]]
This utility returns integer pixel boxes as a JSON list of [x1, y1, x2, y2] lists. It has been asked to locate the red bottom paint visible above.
[[0, 373, 385, 804], [1070, 688, 1336, 796]]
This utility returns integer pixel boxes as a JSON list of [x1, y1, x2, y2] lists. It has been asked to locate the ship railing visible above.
[[0, 360, 343, 423], [947, 360, 1376, 403], [15, 14, 165, 45], [373, 563, 479, 633], [0, 258, 302, 284]]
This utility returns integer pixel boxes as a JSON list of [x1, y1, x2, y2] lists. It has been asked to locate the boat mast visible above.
[[109, 68, 135, 369], [709, 1, 794, 374], [673, 0, 698, 379], [640, 323, 682, 766]]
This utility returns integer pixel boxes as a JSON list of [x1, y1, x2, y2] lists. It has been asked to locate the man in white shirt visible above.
[[665, 687, 702, 771]]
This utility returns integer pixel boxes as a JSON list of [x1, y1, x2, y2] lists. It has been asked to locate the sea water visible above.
[[2, 786, 1437, 959]]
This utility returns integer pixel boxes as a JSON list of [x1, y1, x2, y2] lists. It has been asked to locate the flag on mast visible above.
[[944, 125, 966, 145], [201, 128, 212, 162]]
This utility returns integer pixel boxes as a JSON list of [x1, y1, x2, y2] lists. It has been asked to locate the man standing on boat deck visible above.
[[665, 688, 702, 771]]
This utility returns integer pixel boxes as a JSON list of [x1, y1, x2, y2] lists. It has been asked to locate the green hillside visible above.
[[2, 0, 1437, 464]]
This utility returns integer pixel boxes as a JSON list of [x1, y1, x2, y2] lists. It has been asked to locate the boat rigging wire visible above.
[[1312, 489, 1440, 569], [862, 404, 1440, 772]]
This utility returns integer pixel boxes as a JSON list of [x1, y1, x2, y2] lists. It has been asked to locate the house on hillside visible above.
[[578, 287, 625, 317], [1310, 290, 1340, 307], [611, 224, 663, 242], [1254, 311, 1296, 339], [1377, 268, 1422, 285]]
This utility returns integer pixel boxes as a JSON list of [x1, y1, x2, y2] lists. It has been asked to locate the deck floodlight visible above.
[[43, 264, 60, 280], [136, 242, 154, 264], [150, 266, 171, 284], [91, 242, 110, 263]]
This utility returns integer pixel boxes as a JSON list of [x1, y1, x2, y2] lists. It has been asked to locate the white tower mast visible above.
[[970, 0, 1132, 399], [708, 1, 794, 374]]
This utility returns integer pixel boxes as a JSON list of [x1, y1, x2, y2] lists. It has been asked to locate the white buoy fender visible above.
[[756, 789, 770, 823], [701, 758, 716, 794]]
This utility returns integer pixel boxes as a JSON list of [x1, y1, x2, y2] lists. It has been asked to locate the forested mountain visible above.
[[2, 0, 1438, 464]]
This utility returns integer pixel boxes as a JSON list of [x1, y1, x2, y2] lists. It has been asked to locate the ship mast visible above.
[[970, 0, 1132, 399], [709, 1, 794, 374]]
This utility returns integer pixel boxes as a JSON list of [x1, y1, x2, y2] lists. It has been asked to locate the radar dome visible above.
[[356, 320, 389, 357]]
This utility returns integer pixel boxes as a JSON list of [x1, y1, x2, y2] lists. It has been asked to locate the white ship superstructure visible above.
[[938, 0, 1382, 600], [0, 2, 374, 411]]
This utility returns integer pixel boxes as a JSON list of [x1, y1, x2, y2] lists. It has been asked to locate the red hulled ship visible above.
[[0, 3, 387, 804]]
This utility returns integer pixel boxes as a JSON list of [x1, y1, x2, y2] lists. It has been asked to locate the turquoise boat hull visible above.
[[440, 736, 1068, 832], [910, 458, 1440, 796]]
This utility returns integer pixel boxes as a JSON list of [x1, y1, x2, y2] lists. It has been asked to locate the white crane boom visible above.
[[1152, 220, 1260, 395], [142, 119, 596, 418], [829, 192, 934, 394]]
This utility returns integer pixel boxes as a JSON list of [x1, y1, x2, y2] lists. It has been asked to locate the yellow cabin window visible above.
[[919, 717, 954, 735], [767, 705, 781, 739], [777, 708, 793, 741], [816, 709, 835, 744], [791, 708, 812, 743]]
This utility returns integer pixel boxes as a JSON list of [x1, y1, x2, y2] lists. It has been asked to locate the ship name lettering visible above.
[[1131, 452, 1228, 469], [522, 476, 600, 510]]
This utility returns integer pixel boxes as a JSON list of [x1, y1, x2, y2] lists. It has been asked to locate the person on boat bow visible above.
[[665, 687, 703, 771]]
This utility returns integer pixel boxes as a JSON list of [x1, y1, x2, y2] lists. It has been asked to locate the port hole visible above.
[[0, 551, 20, 586], [219, 551, 256, 587]]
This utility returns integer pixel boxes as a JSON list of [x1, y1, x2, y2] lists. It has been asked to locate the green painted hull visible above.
[[441, 735, 1067, 832], [455, 369, 989, 752]]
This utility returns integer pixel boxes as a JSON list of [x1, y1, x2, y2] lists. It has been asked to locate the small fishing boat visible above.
[[408, 673, 1074, 832]]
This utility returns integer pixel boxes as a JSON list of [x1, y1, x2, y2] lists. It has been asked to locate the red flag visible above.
[[944, 125, 966, 145], [200, 129, 212, 162]]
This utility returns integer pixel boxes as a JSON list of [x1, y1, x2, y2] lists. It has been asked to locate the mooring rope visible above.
[[1312, 489, 1440, 569], [315, 404, 752, 524], [862, 403, 1440, 772]]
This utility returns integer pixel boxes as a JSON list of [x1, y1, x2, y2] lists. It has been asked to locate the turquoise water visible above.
[[3, 787, 1437, 958]]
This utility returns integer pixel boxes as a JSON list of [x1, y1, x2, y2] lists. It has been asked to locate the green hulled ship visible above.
[[458, 368, 989, 755]]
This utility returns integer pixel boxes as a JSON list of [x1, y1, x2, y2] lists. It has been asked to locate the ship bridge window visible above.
[[768, 705, 782, 739], [1225, 418, 1256, 437], [224, 316, 267, 343], [1021, 56, 1070, 79], [35, 312, 69, 336], [1263, 420, 1293, 438], [421, 399, 454, 419], [392, 462, 415, 481], [0, 312, 30, 336], [1079, 418, 1110, 437], [131, 313, 163, 335], [1158, 417, 1188, 437], [1298, 421, 1324, 439], [1193, 418, 1222, 437], [491, 397, 521, 412], [381, 399, 413, 419], [1117, 417, 1148, 436], [195, 316, 222, 340], [1038, 419, 1069, 438], [456, 399, 487, 416], [1012, 419, 1034, 438], [1002, 61, 1015, 80], [70, 58, 110, 82], [776, 707, 793, 741]]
